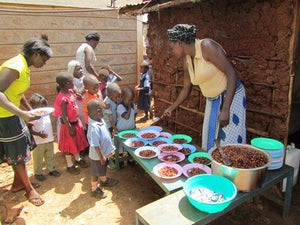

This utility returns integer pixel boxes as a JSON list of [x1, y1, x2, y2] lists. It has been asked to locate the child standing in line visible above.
[[103, 83, 122, 136], [98, 66, 123, 99], [53, 72, 89, 175], [81, 75, 105, 156], [135, 61, 152, 121], [67, 60, 85, 127], [82, 74, 104, 128], [28, 93, 60, 181], [116, 86, 137, 131], [87, 99, 118, 199]]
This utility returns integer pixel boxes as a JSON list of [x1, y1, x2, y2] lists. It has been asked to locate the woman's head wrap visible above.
[[167, 24, 197, 44], [67, 60, 81, 75]]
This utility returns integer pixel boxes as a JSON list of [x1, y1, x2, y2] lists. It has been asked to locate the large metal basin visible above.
[[208, 144, 271, 192]]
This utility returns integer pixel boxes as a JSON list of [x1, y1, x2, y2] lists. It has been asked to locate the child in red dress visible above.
[[53, 72, 89, 175]]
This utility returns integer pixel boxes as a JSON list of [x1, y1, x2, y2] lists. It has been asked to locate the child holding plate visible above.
[[28, 93, 60, 181]]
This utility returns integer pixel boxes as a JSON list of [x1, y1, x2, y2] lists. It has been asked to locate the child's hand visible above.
[[38, 132, 48, 139], [99, 157, 106, 165], [75, 93, 83, 100], [68, 127, 76, 137]]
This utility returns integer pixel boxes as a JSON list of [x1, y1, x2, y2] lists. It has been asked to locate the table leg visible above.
[[113, 136, 120, 170], [283, 167, 294, 217]]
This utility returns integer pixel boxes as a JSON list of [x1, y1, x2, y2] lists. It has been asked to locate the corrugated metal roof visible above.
[[119, 0, 199, 15]]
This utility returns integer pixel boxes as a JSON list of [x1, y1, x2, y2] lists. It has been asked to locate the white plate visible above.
[[153, 162, 183, 179], [30, 107, 54, 117], [135, 146, 160, 159]]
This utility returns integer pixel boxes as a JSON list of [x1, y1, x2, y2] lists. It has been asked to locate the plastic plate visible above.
[[123, 137, 148, 149], [153, 162, 183, 179], [30, 107, 54, 117], [137, 130, 160, 140], [148, 137, 172, 147], [158, 151, 185, 163], [135, 146, 160, 159], [179, 143, 197, 156], [140, 126, 163, 133], [157, 143, 183, 153], [182, 163, 212, 177]]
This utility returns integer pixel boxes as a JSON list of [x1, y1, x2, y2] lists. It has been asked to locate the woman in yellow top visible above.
[[0, 34, 52, 206], [164, 24, 246, 151]]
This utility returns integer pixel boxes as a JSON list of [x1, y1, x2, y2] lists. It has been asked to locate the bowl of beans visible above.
[[179, 143, 197, 156], [157, 143, 182, 153], [124, 137, 148, 149], [169, 134, 192, 144], [188, 152, 212, 166], [208, 144, 271, 192], [118, 130, 139, 139], [148, 137, 172, 147], [135, 146, 160, 159], [158, 152, 185, 163], [182, 163, 212, 178], [137, 130, 160, 141], [153, 162, 183, 179]]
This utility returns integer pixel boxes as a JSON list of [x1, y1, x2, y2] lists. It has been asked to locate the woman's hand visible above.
[[163, 107, 173, 117], [219, 107, 230, 127], [19, 110, 40, 122]]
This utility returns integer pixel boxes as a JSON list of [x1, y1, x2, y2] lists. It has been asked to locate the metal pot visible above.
[[208, 144, 271, 192]]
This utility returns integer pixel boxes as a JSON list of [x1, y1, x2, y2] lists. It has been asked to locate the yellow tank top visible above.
[[186, 39, 227, 98], [0, 54, 30, 118]]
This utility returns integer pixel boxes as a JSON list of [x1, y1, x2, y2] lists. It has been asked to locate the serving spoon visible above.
[[214, 126, 232, 166]]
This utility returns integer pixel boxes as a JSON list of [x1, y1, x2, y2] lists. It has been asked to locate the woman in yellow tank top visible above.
[[164, 24, 246, 151], [0, 35, 52, 206]]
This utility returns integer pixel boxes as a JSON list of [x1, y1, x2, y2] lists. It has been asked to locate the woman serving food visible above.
[[0, 34, 52, 206], [163, 24, 246, 151]]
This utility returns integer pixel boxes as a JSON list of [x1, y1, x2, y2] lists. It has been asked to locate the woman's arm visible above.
[[20, 94, 32, 111], [107, 65, 123, 81], [201, 39, 237, 127], [163, 66, 193, 117], [84, 46, 98, 77], [0, 68, 34, 121]]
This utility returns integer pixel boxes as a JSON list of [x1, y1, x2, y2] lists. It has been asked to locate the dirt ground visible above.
[[0, 110, 300, 225]]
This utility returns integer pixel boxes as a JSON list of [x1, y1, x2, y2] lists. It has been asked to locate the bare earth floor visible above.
[[0, 110, 300, 225]]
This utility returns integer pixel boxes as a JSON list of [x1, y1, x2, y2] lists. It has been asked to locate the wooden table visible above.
[[114, 135, 195, 195], [135, 164, 294, 225]]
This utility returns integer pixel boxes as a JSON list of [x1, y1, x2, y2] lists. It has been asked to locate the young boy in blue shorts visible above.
[[87, 99, 118, 199]]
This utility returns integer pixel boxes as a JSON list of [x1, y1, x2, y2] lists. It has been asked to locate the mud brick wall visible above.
[[147, 0, 295, 145]]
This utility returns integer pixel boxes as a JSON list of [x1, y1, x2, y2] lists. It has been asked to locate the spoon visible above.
[[214, 138, 232, 166], [151, 115, 165, 125]]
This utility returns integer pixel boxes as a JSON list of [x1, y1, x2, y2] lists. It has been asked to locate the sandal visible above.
[[11, 182, 40, 193], [25, 192, 45, 206]]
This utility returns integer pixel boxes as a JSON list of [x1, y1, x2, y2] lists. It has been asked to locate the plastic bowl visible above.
[[148, 137, 172, 147], [183, 174, 237, 213], [182, 163, 212, 177], [251, 137, 284, 151], [140, 126, 163, 133], [118, 130, 139, 139], [137, 130, 160, 141], [170, 134, 192, 144], [188, 152, 212, 166], [123, 137, 148, 149], [179, 143, 197, 156]]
